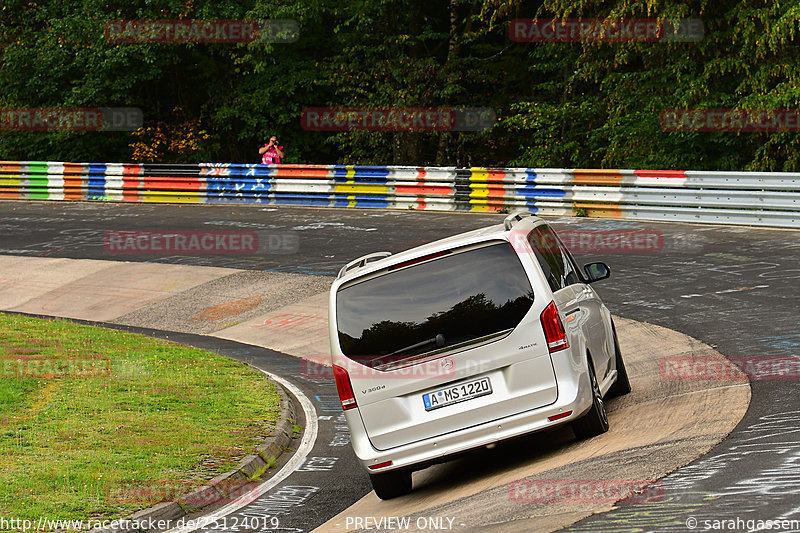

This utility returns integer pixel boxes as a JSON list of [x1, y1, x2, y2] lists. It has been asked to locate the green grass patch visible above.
[[0, 313, 281, 528]]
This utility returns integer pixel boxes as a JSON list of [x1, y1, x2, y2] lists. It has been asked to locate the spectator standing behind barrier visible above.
[[259, 135, 284, 164]]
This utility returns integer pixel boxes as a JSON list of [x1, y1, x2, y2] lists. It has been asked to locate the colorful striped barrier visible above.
[[1, 162, 798, 228]]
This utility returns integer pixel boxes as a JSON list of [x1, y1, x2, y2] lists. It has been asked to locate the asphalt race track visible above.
[[2, 200, 799, 531]]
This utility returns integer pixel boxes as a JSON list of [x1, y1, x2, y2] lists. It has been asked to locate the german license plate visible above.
[[423, 377, 492, 411]]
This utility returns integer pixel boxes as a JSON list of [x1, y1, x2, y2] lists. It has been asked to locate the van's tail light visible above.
[[540, 301, 569, 353], [333, 365, 358, 410]]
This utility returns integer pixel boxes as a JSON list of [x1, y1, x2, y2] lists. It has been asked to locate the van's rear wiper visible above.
[[390, 334, 445, 356], [371, 329, 514, 372]]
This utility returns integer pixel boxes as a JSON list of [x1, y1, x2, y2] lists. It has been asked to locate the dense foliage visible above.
[[1, 0, 798, 169]]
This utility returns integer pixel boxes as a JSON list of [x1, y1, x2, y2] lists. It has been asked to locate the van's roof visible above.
[[335, 213, 544, 283]]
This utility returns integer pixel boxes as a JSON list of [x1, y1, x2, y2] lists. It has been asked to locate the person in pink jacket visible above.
[[259, 135, 284, 164]]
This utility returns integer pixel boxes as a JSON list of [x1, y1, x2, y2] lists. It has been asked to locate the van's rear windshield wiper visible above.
[[390, 333, 446, 356]]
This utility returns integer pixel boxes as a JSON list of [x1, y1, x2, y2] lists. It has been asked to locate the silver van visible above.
[[328, 213, 630, 499]]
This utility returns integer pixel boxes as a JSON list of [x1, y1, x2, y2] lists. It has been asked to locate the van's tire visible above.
[[572, 357, 610, 439], [370, 469, 413, 500], [606, 322, 632, 399]]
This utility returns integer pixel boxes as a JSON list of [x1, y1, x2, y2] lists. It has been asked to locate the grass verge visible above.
[[0, 312, 281, 527]]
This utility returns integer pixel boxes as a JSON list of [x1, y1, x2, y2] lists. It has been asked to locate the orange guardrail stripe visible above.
[[573, 169, 623, 185]]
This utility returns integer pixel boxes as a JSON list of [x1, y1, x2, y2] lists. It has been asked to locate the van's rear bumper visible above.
[[347, 350, 594, 473]]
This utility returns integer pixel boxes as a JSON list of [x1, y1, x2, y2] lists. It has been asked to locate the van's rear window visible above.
[[336, 242, 534, 368]]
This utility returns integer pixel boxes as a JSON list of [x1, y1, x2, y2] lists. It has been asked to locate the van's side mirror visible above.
[[584, 262, 611, 283]]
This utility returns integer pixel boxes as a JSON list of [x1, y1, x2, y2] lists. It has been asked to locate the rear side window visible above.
[[336, 242, 534, 369], [527, 225, 580, 292]]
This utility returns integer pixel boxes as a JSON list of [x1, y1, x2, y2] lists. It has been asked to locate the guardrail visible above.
[[1, 161, 798, 228]]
